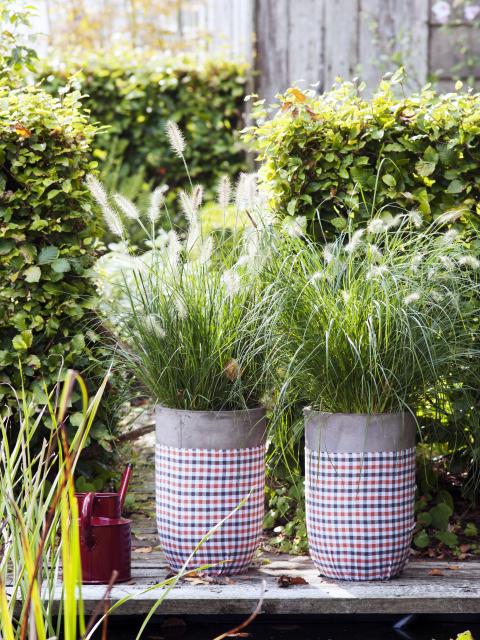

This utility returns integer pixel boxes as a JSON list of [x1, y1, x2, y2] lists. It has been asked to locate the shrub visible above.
[[0, 83, 111, 446], [40, 53, 250, 224], [245, 76, 480, 244]]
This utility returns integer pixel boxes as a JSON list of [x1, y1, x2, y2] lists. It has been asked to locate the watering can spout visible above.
[[118, 463, 133, 513]]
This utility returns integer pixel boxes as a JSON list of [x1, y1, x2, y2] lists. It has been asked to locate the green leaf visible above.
[[435, 530, 458, 548], [12, 330, 33, 351], [69, 412, 85, 427], [415, 160, 436, 177], [390, 67, 405, 84], [446, 179, 465, 194], [417, 511, 432, 527], [464, 522, 478, 538], [423, 145, 439, 163], [0, 239, 15, 255], [436, 489, 454, 511], [287, 199, 298, 216], [71, 333, 85, 351], [429, 503, 452, 531], [24, 265, 41, 283], [0, 350, 12, 366], [414, 187, 431, 214], [51, 258, 71, 273], [38, 246, 59, 264], [382, 173, 396, 187], [330, 216, 347, 230], [27, 354, 41, 369], [413, 530, 430, 549]]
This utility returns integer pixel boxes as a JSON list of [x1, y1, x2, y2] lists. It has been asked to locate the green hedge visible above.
[[40, 54, 250, 215], [0, 84, 111, 443], [245, 78, 480, 242]]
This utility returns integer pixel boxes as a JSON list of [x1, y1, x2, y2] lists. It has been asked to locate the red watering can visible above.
[[76, 464, 133, 584]]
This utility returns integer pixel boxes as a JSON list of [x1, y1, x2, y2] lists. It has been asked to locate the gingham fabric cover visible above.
[[305, 447, 416, 581], [156, 444, 265, 575]]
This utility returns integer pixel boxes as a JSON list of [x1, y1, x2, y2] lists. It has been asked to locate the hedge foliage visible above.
[[245, 76, 480, 244], [0, 83, 113, 447], [40, 54, 250, 215]]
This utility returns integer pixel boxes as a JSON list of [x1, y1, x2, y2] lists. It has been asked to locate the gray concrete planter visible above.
[[155, 406, 267, 575], [304, 410, 416, 581]]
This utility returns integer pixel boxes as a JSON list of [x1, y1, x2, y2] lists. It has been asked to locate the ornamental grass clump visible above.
[[87, 123, 273, 411], [265, 212, 480, 416]]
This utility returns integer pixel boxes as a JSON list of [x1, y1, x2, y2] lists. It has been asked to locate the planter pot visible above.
[[304, 410, 416, 581], [155, 406, 266, 576]]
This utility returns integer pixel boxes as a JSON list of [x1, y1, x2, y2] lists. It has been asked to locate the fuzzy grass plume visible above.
[[116, 223, 272, 410]]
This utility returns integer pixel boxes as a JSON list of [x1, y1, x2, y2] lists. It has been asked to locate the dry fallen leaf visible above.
[[428, 568, 444, 576], [13, 123, 32, 137], [277, 575, 308, 588], [134, 546, 153, 553], [447, 565, 461, 571], [183, 571, 232, 586], [224, 359, 242, 381], [184, 575, 210, 585], [287, 87, 308, 103]]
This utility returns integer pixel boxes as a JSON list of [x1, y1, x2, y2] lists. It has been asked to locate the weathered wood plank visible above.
[[17, 555, 479, 616], [255, 0, 290, 101], [430, 24, 480, 79], [358, 0, 429, 91], [323, 0, 360, 89], [287, 0, 325, 91]]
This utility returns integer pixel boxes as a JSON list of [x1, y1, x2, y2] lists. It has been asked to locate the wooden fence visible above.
[[35, 0, 480, 99], [192, 0, 480, 100]]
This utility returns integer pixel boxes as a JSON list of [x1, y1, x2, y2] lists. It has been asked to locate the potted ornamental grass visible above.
[[264, 211, 480, 581], [87, 123, 273, 575]]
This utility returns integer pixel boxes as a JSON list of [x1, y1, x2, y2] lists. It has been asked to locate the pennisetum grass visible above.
[[86, 121, 275, 412], [260, 212, 480, 418]]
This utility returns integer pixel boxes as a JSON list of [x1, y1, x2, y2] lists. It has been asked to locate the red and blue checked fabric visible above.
[[156, 445, 265, 575], [305, 448, 416, 581]]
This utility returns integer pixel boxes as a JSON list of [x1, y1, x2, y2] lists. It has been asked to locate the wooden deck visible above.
[[74, 427, 479, 617], [73, 548, 480, 616]]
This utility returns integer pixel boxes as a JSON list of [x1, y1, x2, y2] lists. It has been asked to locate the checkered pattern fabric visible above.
[[305, 448, 416, 581], [156, 445, 265, 575]]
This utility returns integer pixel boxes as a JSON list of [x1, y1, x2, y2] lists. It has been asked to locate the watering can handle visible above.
[[118, 464, 133, 513], [81, 492, 94, 546]]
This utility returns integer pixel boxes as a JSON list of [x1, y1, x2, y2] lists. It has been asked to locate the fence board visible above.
[[358, 0, 429, 92], [287, 0, 325, 92], [255, 0, 290, 101], [35, 0, 478, 96], [430, 24, 480, 79], [323, 0, 360, 89]]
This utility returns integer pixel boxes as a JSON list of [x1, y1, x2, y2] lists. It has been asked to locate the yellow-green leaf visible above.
[[12, 330, 33, 351], [24, 265, 41, 283]]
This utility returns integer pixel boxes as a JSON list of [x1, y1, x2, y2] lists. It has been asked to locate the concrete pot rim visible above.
[[155, 404, 267, 449], [303, 408, 416, 452], [303, 407, 414, 419], [155, 404, 265, 418]]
